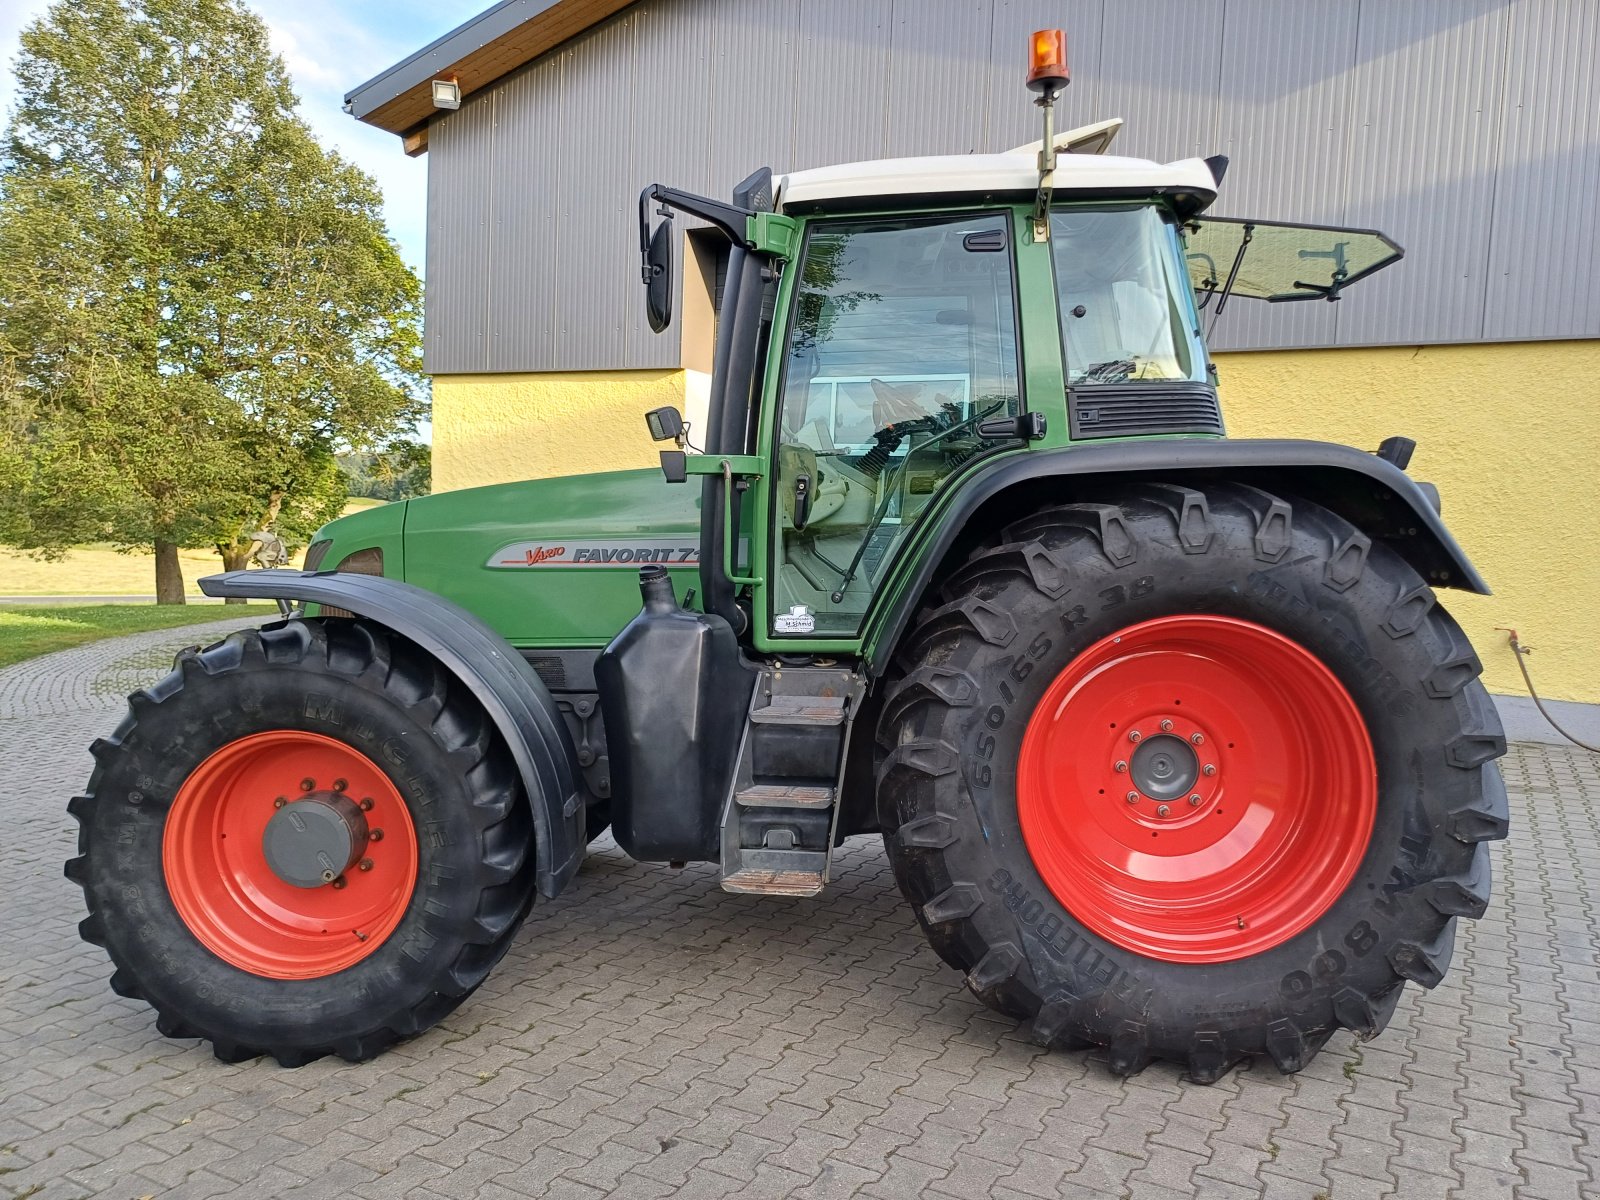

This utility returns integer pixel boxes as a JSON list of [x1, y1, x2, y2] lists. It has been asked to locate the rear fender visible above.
[[199, 570, 584, 898], [865, 438, 1489, 675]]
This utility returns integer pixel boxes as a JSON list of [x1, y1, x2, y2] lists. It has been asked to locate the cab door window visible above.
[[772, 212, 1022, 637]]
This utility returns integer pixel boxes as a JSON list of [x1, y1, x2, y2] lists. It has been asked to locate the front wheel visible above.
[[876, 483, 1507, 1081], [67, 618, 537, 1066]]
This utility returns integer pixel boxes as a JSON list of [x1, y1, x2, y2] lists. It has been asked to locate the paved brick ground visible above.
[[2, 621, 1597, 1200]]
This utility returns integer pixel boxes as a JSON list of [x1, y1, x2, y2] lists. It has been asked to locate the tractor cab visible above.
[[635, 116, 1401, 656]]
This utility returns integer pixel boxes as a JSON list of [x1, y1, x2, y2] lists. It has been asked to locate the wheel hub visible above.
[[261, 792, 368, 888], [163, 730, 418, 979], [1128, 733, 1199, 802]]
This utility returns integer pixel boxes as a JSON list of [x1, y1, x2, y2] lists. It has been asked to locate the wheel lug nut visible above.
[[1188, 793, 1203, 806], [1125, 791, 1139, 804], [273, 796, 287, 809], [331, 876, 346, 890], [1190, 733, 1205, 746], [1115, 760, 1128, 773], [368, 829, 384, 842], [1156, 804, 1170, 817], [333, 778, 348, 792], [1159, 719, 1173, 732], [320, 868, 335, 883], [1128, 730, 1142, 743], [358, 858, 374, 872], [1202, 764, 1216, 777], [300, 778, 315, 792], [359, 797, 374, 811]]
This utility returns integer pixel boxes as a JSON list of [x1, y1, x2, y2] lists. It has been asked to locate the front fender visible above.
[[199, 569, 584, 898], [865, 438, 1489, 675]]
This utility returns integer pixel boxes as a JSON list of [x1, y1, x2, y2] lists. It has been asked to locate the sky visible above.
[[0, 0, 463, 275]]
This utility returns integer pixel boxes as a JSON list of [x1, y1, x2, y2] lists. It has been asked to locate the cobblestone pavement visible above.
[[2, 621, 1597, 1200]]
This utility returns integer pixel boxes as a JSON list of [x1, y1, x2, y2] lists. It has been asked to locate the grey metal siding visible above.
[[551, 17, 634, 371], [1332, 1, 1508, 347], [1482, 0, 1600, 342], [1222, 1, 1365, 351], [425, 90, 495, 373], [1094, 0, 1224, 165], [882, 3, 995, 158], [487, 51, 565, 373], [424, 0, 1600, 373]]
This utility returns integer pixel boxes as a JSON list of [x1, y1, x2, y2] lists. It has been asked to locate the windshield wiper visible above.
[[1080, 358, 1137, 383], [1288, 241, 1352, 300]]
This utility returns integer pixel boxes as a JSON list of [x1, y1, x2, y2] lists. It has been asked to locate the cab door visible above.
[[762, 211, 1026, 642]]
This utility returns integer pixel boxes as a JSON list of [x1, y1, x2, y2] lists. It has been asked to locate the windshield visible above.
[[1050, 207, 1205, 385]]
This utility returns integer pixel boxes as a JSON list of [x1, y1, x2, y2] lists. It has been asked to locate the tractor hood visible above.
[[398, 468, 703, 649]]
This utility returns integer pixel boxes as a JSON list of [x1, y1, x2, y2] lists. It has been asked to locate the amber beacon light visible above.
[[1027, 29, 1069, 94]]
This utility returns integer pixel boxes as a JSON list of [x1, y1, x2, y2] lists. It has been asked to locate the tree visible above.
[[338, 441, 431, 502], [0, 0, 424, 602]]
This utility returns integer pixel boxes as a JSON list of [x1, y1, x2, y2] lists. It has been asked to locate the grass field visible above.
[[0, 499, 386, 596], [0, 604, 281, 669]]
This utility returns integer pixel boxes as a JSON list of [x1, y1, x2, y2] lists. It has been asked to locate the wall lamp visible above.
[[432, 75, 461, 110]]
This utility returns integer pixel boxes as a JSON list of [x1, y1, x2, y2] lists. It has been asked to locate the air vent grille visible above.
[[1069, 385, 1225, 440], [523, 655, 567, 691]]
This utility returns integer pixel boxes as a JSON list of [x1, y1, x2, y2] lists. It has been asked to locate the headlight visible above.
[[334, 547, 385, 576]]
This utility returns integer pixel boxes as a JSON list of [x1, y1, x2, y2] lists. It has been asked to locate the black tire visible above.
[[66, 618, 537, 1067], [876, 483, 1508, 1082]]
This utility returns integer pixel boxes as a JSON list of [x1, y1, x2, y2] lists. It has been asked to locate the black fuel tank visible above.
[[596, 567, 756, 861]]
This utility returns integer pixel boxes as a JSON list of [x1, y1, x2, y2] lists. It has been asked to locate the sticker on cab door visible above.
[[774, 605, 816, 634]]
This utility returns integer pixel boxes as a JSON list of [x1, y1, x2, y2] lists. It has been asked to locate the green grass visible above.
[[0, 604, 280, 669]]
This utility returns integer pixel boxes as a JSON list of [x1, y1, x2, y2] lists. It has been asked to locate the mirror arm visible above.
[[640, 183, 757, 249], [637, 189, 667, 278]]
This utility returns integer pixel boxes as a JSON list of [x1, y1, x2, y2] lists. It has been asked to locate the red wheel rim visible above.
[[163, 731, 418, 979], [1018, 615, 1376, 963]]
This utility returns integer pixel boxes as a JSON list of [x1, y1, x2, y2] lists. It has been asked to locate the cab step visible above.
[[750, 694, 847, 726], [721, 867, 826, 897], [718, 663, 866, 899], [736, 784, 835, 809]]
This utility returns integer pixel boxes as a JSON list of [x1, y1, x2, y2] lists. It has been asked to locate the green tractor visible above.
[[69, 38, 1506, 1082]]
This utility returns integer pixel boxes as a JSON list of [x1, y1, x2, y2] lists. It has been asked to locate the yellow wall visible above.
[[1215, 341, 1599, 704], [431, 340, 1599, 703], [432, 370, 685, 492]]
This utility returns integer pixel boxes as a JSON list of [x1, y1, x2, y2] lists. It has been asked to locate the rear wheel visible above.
[[876, 483, 1507, 1081], [67, 618, 536, 1066]]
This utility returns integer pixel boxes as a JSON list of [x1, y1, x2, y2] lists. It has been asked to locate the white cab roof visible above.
[[776, 152, 1218, 212], [773, 119, 1218, 214]]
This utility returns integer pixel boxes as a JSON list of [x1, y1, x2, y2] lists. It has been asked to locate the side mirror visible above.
[[639, 188, 675, 333], [645, 406, 685, 443]]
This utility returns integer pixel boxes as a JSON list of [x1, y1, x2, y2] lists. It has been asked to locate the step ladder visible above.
[[720, 663, 865, 897]]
